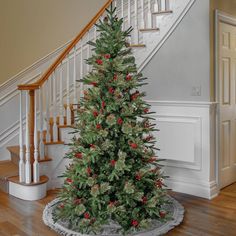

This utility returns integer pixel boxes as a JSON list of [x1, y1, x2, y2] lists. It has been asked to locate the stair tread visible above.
[[0, 161, 18, 179], [153, 10, 173, 15], [39, 156, 52, 162], [8, 175, 49, 186], [44, 141, 64, 145], [139, 28, 160, 32], [7, 145, 52, 162], [58, 125, 74, 128], [129, 44, 146, 48]]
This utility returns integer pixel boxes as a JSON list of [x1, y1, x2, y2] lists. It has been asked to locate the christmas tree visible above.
[[54, 6, 168, 235]]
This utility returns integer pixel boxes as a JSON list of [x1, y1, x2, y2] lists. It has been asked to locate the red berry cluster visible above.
[[90, 82, 98, 86], [108, 87, 114, 94], [131, 219, 139, 227], [102, 101, 106, 109], [93, 111, 99, 117], [130, 142, 138, 149], [135, 173, 142, 181], [104, 54, 111, 59], [75, 152, 83, 159], [126, 74, 132, 81], [131, 91, 140, 101], [156, 179, 163, 188], [113, 74, 118, 80], [110, 159, 116, 167], [96, 124, 102, 129], [84, 212, 90, 219], [87, 167, 92, 176], [74, 198, 81, 205], [96, 59, 103, 65], [66, 178, 73, 183], [142, 196, 148, 204], [117, 117, 123, 125]]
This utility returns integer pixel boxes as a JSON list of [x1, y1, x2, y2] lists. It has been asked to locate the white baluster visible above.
[[128, 0, 131, 27], [121, 0, 124, 30], [39, 88, 45, 159], [114, 0, 117, 10], [154, 0, 159, 12], [19, 91, 25, 183], [140, 0, 145, 29], [73, 47, 77, 105], [80, 45, 84, 99], [87, 33, 91, 73], [33, 90, 39, 183], [52, 71, 58, 141], [147, 0, 153, 29], [165, 0, 170, 11], [25, 92, 31, 184], [94, 26, 97, 41], [127, 0, 131, 42], [134, 0, 139, 44], [161, 0, 165, 11], [66, 55, 71, 125], [45, 80, 51, 142], [59, 64, 64, 125], [49, 76, 53, 107]]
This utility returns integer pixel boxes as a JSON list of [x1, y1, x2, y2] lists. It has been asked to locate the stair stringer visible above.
[[40, 127, 76, 190], [134, 0, 196, 71]]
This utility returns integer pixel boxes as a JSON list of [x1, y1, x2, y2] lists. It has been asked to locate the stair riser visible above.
[[0, 179, 8, 193], [11, 152, 19, 166]]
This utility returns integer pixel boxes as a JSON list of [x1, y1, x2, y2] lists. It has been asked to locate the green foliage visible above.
[[53, 5, 168, 235]]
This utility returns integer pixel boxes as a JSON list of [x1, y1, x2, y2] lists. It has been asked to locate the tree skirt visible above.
[[43, 196, 184, 236]]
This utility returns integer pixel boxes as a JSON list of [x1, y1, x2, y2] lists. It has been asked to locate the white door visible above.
[[219, 22, 236, 189]]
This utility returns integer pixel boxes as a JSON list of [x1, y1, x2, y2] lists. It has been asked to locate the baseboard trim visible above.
[[166, 178, 219, 199]]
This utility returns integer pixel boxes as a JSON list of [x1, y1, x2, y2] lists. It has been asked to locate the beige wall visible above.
[[210, 0, 236, 101], [0, 0, 107, 85]]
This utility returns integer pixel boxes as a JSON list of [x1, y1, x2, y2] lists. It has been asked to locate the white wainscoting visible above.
[[148, 100, 218, 199]]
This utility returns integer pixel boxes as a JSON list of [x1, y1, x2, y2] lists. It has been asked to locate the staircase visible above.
[[0, 0, 195, 200]]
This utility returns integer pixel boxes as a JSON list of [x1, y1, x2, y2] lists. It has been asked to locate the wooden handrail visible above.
[[18, 0, 112, 91]]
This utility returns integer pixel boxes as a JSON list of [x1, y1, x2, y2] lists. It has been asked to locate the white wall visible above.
[[143, 0, 211, 101]]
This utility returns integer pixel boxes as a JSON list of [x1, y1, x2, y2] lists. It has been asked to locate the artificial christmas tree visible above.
[[53, 6, 169, 235]]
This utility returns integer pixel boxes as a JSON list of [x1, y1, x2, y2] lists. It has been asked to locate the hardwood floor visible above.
[[0, 184, 236, 236]]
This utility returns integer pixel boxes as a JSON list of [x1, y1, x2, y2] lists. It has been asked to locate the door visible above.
[[219, 21, 236, 189]]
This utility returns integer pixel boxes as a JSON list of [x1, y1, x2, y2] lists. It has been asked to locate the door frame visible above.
[[215, 10, 236, 189]]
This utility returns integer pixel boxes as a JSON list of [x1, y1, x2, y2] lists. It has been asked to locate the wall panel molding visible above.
[[147, 100, 217, 199], [154, 114, 202, 170]]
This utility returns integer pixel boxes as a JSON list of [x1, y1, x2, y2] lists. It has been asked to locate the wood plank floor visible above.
[[0, 184, 236, 236]]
